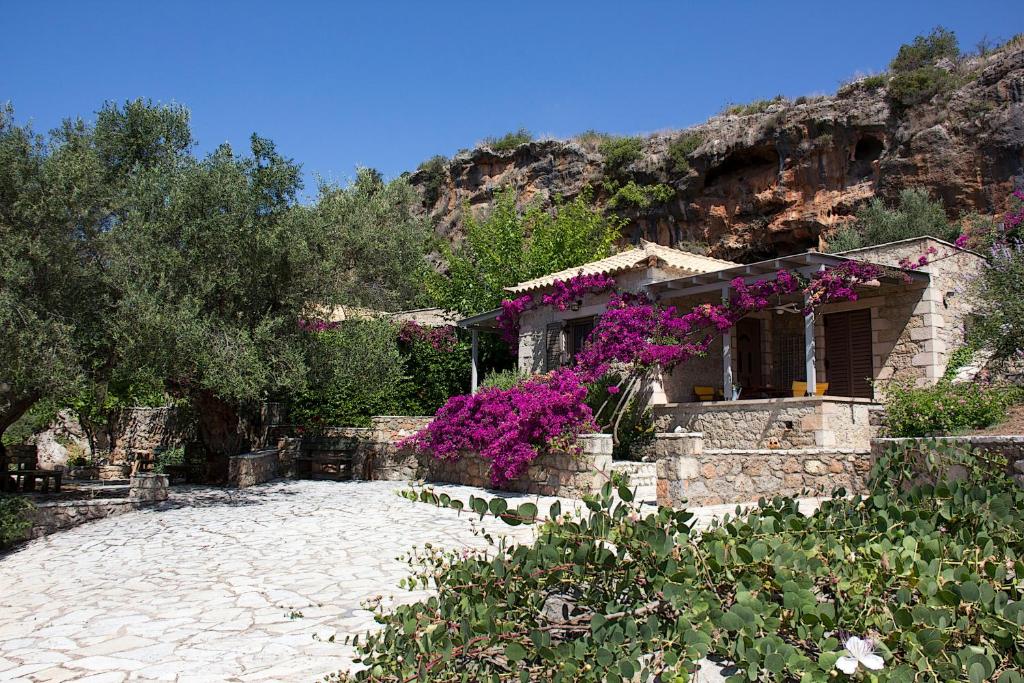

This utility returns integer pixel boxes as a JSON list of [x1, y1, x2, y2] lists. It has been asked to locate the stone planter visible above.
[[129, 473, 169, 503]]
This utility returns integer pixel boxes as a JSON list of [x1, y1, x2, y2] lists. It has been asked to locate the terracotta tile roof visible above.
[[506, 241, 737, 294]]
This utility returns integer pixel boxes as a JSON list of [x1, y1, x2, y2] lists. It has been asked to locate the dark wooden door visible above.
[[824, 309, 873, 398], [735, 318, 763, 390]]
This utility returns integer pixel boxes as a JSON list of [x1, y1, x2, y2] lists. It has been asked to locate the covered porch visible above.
[[647, 251, 929, 407]]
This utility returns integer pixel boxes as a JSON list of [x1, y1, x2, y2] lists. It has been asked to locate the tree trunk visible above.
[[0, 391, 41, 484], [193, 391, 253, 456]]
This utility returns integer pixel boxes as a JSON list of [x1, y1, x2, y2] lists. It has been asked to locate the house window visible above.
[[544, 317, 596, 371]]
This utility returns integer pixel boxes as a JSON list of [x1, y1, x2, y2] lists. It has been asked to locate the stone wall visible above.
[[26, 474, 169, 539], [425, 434, 613, 497], [653, 397, 874, 450], [655, 432, 871, 506], [109, 406, 195, 470], [228, 450, 279, 488], [610, 460, 657, 503]]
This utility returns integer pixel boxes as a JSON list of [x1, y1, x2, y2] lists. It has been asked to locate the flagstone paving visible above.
[[0, 479, 819, 682]]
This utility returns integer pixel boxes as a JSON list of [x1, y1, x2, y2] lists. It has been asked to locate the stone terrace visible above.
[[0, 480, 824, 682]]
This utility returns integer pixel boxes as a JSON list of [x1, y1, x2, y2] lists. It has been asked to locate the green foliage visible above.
[[416, 155, 449, 206], [290, 320, 407, 429], [0, 400, 60, 447], [429, 187, 623, 316], [483, 128, 533, 152], [153, 446, 184, 474], [887, 28, 961, 109], [666, 132, 703, 174], [0, 495, 33, 548], [722, 95, 787, 116], [890, 27, 960, 73], [861, 74, 889, 91], [335, 442, 1024, 682], [395, 333, 470, 416], [943, 343, 979, 381], [972, 241, 1024, 360], [480, 368, 529, 391], [884, 381, 1022, 437], [314, 169, 434, 311], [598, 136, 644, 181], [825, 188, 958, 252], [888, 67, 960, 108], [606, 181, 675, 211], [573, 130, 614, 150]]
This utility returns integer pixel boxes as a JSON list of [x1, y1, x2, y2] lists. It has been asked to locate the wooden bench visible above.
[[294, 452, 353, 481], [3, 451, 62, 493]]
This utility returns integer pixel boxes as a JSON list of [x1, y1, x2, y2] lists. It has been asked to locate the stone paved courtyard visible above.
[[0, 479, 820, 682]]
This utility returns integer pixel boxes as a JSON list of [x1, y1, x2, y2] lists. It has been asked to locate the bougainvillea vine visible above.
[[407, 259, 886, 487], [496, 272, 616, 348]]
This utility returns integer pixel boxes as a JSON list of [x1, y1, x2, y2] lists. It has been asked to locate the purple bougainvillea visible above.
[[397, 320, 458, 351], [408, 260, 886, 487], [496, 273, 616, 349]]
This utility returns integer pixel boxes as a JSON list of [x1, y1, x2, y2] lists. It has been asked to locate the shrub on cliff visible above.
[[666, 132, 703, 174], [482, 128, 533, 152], [416, 155, 448, 206], [598, 136, 644, 181], [887, 27, 961, 109], [605, 180, 675, 210], [825, 188, 958, 252]]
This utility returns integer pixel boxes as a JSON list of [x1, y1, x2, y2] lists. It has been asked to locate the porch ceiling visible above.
[[647, 251, 928, 298]]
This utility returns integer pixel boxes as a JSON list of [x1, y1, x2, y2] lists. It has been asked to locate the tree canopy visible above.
[[429, 187, 623, 316]]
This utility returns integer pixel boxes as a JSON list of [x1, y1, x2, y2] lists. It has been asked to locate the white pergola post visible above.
[[722, 285, 734, 400], [803, 294, 817, 396], [470, 329, 479, 394]]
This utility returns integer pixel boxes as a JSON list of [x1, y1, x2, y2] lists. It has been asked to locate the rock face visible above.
[[409, 45, 1024, 261]]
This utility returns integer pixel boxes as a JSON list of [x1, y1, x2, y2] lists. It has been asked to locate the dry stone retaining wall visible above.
[[871, 435, 1024, 488], [426, 435, 613, 498]]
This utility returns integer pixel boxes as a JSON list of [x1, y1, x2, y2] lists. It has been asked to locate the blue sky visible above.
[[2, 1, 1018, 199]]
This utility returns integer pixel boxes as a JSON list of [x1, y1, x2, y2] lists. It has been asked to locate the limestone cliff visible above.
[[408, 44, 1024, 261]]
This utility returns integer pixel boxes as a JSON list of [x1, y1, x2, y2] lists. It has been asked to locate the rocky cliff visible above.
[[409, 43, 1024, 261]]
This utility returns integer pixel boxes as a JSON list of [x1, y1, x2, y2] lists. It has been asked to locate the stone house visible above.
[[461, 237, 987, 453]]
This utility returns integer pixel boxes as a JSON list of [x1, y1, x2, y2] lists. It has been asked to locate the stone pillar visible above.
[[577, 433, 613, 477], [129, 473, 168, 503], [654, 432, 703, 508]]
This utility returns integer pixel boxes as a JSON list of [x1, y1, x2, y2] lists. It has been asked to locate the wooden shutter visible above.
[[824, 309, 873, 399], [544, 322, 564, 372]]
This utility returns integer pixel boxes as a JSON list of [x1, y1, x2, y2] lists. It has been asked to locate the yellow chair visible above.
[[694, 386, 716, 402], [791, 381, 829, 397]]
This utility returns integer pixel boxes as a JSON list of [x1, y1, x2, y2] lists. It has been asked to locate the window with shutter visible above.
[[824, 309, 873, 399]]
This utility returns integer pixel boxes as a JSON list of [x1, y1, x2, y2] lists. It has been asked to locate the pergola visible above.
[[646, 251, 929, 400], [457, 309, 501, 393]]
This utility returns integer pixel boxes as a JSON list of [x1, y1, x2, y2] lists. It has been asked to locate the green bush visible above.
[[825, 188, 959, 252], [416, 155, 449, 206], [482, 128, 533, 152], [573, 129, 614, 149], [154, 446, 185, 473], [606, 181, 674, 210], [479, 368, 529, 391], [972, 237, 1024, 360], [598, 136, 644, 181], [722, 95, 787, 116], [290, 320, 408, 429], [861, 74, 888, 91], [888, 66, 959, 108], [890, 27, 960, 73], [334, 440, 1024, 682], [394, 332, 470, 416], [0, 495, 33, 547], [666, 132, 703, 174], [884, 381, 1021, 437], [887, 28, 961, 109]]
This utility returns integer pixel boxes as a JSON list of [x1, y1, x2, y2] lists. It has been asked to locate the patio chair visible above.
[[791, 381, 829, 397]]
